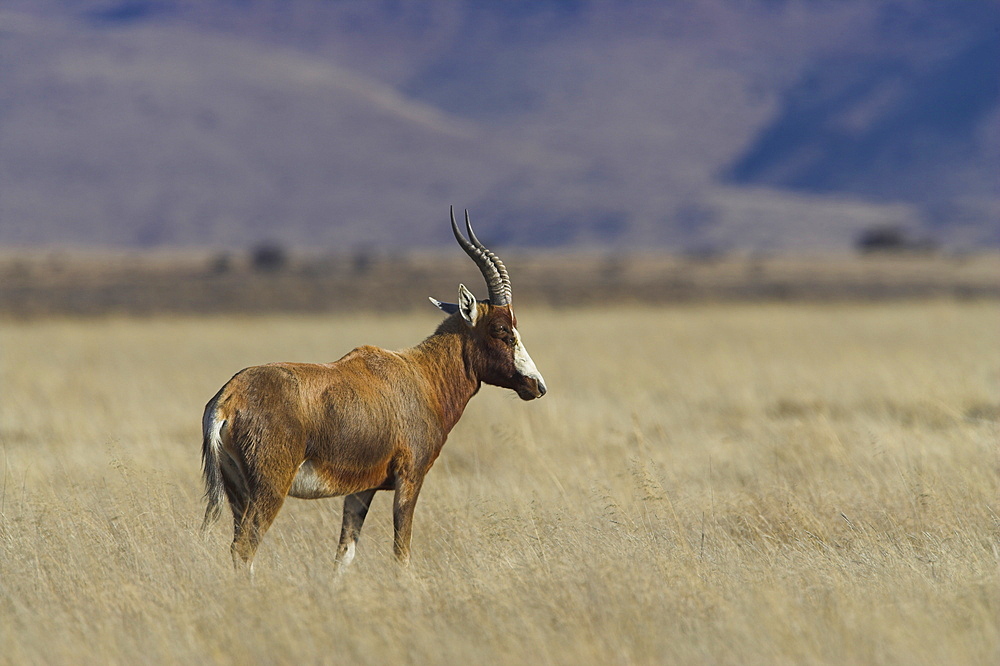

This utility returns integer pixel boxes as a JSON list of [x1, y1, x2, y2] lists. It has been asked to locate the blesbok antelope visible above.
[[201, 208, 546, 569]]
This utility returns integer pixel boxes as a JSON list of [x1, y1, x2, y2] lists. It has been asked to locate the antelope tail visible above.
[[200, 398, 227, 532]]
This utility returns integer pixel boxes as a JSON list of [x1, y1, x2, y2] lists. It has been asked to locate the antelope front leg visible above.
[[336, 489, 377, 569], [392, 475, 425, 566]]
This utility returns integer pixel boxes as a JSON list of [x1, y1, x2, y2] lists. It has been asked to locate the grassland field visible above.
[[1, 251, 998, 316], [0, 301, 998, 664]]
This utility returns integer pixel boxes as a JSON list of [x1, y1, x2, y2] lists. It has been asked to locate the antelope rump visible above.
[[200, 208, 547, 570]]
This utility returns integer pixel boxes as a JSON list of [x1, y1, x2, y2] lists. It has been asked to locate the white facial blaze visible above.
[[512, 327, 546, 392]]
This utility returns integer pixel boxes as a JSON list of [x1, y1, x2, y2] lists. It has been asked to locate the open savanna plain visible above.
[[0, 301, 998, 664]]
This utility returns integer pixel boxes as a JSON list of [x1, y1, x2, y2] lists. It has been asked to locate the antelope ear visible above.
[[428, 297, 459, 315], [457, 284, 479, 326]]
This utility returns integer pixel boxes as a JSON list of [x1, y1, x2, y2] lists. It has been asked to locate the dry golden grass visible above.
[[0, 302, 998, 665]]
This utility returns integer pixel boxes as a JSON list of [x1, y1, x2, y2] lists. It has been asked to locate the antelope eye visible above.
[[492, 325, 514, 346]]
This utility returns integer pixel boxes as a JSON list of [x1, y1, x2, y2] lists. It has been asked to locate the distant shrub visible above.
[[251, 243, 288, 272], [855, 225, 936, 254], [683, 244, 727, 262], [209, 252, 232, 275], [352, 250, 374, 275]]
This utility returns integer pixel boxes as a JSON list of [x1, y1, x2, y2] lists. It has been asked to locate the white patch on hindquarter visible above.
[[288, 460, 339, 499], [512, 327, 546, 391]]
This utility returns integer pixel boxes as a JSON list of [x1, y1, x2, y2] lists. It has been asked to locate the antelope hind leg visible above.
[[230, 479, 293, 571]]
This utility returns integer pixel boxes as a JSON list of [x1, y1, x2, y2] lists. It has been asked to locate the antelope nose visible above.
[[536, 378, 547, 397]]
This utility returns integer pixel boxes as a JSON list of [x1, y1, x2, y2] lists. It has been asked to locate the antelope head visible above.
[[431, 208, 547, 401]]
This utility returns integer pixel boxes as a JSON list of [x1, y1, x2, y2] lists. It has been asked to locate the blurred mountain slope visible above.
[[0, 12, 525, 247], [725, 34, 1000, 202], [1, 1, 996, 250]]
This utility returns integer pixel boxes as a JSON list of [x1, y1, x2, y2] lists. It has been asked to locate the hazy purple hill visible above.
[[2, 0, 996, 250]]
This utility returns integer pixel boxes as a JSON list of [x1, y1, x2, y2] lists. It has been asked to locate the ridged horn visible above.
[[451, 206, 511, 306], [463, 210, 512, 305]]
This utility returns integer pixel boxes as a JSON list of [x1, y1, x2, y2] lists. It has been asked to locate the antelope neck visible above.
[[408, 331, 481, 433]]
